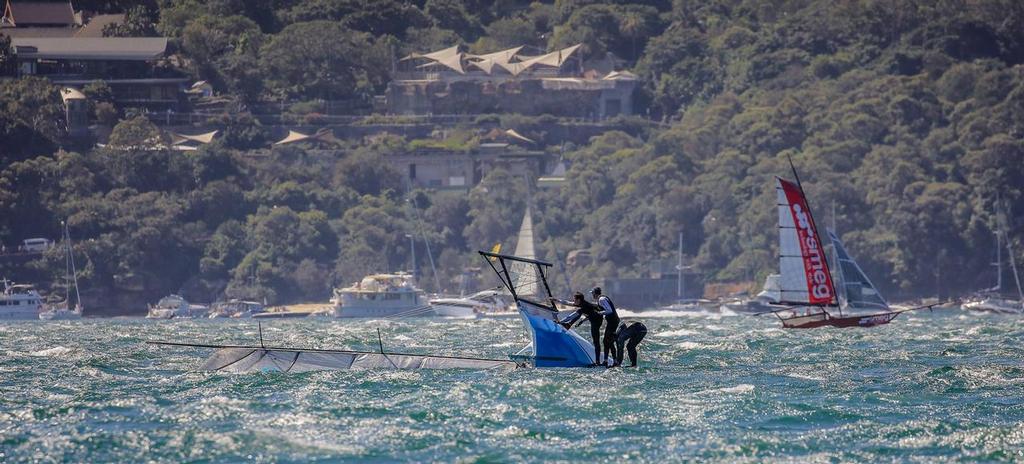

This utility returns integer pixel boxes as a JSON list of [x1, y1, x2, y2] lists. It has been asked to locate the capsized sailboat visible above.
[[766, 165, 935, 328], [480, 251, 596, 367], [149, 252, 598, 371]]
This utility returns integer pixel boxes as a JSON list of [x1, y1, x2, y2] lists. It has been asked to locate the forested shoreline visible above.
[[2, 0, 1023, 312]]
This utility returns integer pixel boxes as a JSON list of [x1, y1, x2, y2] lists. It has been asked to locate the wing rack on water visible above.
[[148, 341, 521, 372]]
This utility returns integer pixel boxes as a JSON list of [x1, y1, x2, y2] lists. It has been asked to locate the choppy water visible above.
[[2, 309, 1024, 462]]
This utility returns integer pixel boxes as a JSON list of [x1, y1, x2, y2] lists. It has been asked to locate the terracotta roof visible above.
[[75, 13, 123, 37], [3, 1, 75, 26]]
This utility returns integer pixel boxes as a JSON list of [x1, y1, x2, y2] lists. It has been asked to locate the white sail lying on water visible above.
[[151, 342, 521, 373]]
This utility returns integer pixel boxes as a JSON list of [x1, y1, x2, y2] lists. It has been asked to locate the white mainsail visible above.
[[775, 177, 836, 306], [510, 205, 538, 297], [197, 347, 518, 372], [827, 229, 888, 311]]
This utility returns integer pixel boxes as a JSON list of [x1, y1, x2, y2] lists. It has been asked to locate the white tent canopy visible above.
[[404, 44, 581, 76]]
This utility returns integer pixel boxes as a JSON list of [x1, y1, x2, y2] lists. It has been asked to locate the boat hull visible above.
[[516, 299, 596, 367], [780, 311, 900, 329], [0, 308, 41, 320], [333, 306, 434, 318], [962, 299, 1022, 315], [430, 303, 477, 318], [39, 309, 82, 320]]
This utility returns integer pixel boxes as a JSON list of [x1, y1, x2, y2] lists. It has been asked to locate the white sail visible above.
[[775, 177, 836, 306], [510, 205, 538, 297], [827, 229, 888, 311], [198, 348, 518, 373]]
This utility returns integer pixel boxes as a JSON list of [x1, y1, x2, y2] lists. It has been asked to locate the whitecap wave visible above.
[[674, 341, 706, 350], [654, 329, 699, 337], [29, 346, 75, 357]]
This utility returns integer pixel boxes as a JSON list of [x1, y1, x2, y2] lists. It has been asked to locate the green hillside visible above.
[[1, 0, 1023, 310]]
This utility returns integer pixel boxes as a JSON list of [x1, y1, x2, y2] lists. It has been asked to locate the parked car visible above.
[[22, 238, 53, 252]]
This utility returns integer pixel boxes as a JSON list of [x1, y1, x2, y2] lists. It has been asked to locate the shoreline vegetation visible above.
[[1, 1, 1023, 315]]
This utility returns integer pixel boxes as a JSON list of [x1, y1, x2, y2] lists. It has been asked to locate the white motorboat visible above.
[[962, 297, 1022, 314], [719, 274, 781, 313], [208, 299, 264, 318], [662, 299, 716, 312], [0, 280, 43, 320], [330, 273, 430, 318], [430, 289, 507, 318], [146, 294, 194, 319]]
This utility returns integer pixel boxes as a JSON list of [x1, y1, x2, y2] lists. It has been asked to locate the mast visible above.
[[994, 229, 1003, 292], [67, 222, 81, 312], [786, 154, 840, 313], [998, 200, 1024, 304], [63, 221, 71, 305], [677, 231, 684, 301], [404, 184, 441, 292]]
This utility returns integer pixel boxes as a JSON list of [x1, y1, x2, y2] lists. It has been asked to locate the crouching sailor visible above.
[[554, 292, 603, 366], [612, 321, 648, 367]]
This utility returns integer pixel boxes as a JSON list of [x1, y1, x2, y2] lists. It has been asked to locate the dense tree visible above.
[[259, 21, 389, 100], [0, 77, 64, 159], [3, 0, 1024, 312], [102, 5, 159, 37]]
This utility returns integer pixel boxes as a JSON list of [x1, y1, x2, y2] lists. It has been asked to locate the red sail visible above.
[[778, 178, 835, 306]]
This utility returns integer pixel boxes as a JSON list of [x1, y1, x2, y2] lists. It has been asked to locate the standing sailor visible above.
[[592, 287, 619, 366], [612, 321, 648, 367], [556, 292, 603, 365]]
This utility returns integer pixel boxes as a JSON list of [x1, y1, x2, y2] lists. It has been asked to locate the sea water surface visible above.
[[2, 309, 1024, 462]]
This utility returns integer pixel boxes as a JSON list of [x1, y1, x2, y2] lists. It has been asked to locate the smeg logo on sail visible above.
[[791, 203, 831, 301]]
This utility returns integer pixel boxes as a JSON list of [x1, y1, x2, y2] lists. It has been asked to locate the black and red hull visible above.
[[777, 311, 901, 329]]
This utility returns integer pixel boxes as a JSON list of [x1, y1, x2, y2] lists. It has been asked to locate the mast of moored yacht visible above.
[[69, 223, 81, 312], [998, 200, 1024, 307]]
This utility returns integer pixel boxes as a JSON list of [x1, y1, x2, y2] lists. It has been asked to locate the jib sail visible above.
[[827, 229, 889, 311]]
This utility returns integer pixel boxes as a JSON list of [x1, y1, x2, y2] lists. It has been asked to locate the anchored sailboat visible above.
[[39, 221, 83, 320], [962, 201, 1024, 314], [767, 162, 935, 328]]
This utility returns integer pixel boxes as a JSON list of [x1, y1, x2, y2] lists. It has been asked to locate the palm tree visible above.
[[618, 12, 648, 62]]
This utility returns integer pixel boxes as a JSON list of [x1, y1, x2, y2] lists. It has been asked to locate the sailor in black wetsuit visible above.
[[592, 287, 620, 366], [557, 292, 603, 365], [613, 321, 648, 367]]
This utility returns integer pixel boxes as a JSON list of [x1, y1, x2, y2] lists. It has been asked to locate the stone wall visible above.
[[386, 78, 635, 119]]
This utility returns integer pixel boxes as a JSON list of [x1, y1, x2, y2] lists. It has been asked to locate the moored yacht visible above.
[[208, 299, 264, 318], [428, 286, 516, 315], [962, 296, 1022, 314], [330, 272, 430, 318], [430, 288, 508, 318], [0, 280, 43, 320], [147, 294, 195, 319], [39, 222, 84, 320], [720, 274, 782, 313], [962, 214, 1023, 315]]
